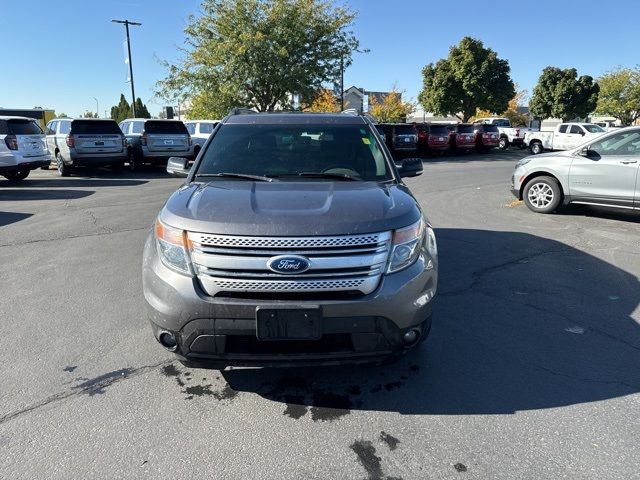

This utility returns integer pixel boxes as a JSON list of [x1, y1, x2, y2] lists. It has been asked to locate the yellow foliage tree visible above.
[[303, 89, 340, 113], [368, 88, 414, 123], [471, 85, 529, 126]]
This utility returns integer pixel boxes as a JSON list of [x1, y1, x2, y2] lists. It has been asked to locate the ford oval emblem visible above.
[[267, 255, 311, 275]]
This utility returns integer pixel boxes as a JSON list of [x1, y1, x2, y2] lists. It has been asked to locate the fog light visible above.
[[158, 331, 178, 351], [403, 329, 420, 346]]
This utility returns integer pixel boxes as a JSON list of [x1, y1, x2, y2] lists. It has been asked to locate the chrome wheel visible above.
[[527, 182, 554, 208]]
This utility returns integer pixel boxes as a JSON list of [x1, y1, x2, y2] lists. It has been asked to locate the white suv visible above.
[[0, 116, 51, 181], [184, 120, 219, 157]]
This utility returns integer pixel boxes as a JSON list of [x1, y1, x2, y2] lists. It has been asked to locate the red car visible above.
[[414, 123, 450, 154], [449, 123, 476, 153], [473, 123, 500, 153]]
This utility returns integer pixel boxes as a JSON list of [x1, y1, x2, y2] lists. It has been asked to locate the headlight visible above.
[[155, 219, 193, 275], [387, 218, 433, 273], [516, 157, 533, 168]]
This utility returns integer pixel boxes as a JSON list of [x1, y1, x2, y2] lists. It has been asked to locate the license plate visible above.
[[404, 138, 410, 142], [256, 307, 321, 340], [164, 140, 174, 145]]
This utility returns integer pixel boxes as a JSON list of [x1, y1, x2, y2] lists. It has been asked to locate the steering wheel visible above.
[[321, 165, 359, 176]]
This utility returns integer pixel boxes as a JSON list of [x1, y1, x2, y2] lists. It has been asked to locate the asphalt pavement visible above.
[[1, 150, 639, 479]]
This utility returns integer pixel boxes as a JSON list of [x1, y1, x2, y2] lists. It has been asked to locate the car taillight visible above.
[[66, 135, 75, 147], [187, 135, 192, 146], [4, 134, 18, 150], [418, 131, 427, 139], [140, 133, 147, 146]]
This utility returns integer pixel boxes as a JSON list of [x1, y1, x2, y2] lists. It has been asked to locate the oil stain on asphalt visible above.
[[160, 363, 238, 401]]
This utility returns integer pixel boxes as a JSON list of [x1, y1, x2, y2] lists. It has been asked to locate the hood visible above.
[[160, 181, 421, 236]]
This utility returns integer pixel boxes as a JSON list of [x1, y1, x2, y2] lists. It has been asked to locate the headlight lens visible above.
[[387, 218, 431, 273], [155, 219, 193, 275]]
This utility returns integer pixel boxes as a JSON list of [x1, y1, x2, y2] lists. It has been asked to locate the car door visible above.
[[57, 120, 71, 158], [568, 129, 640, 208], [553, 124, 571, 150], [565, 125, 587, 150]]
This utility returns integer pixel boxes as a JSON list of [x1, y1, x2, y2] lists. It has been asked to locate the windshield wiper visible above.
[[273, 172, 358, 181], [195, 172, 273, 182]]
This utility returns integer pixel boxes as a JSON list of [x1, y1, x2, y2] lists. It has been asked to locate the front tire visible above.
[[530, 141, 543, 155], [3, 170, 30, 181], [56, 152, 71, 177], [523, 176, 562, 213]]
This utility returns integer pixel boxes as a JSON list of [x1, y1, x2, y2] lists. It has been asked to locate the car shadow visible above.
[[559, 204, 640, 223], [222, 228, 640, 417], [392, 149, 529, 164], [0, 189, 95, 201], [0, 212, 33, 227]]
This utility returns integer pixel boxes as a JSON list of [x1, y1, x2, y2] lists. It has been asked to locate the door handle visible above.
[[620, 160, 638, 164]]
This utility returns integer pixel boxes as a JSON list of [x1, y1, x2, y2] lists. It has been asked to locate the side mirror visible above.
[[166, 157, 190, 177], [579, 146, 598, 159], [580, 131, 585, 136], [398, 157, 423, 178]]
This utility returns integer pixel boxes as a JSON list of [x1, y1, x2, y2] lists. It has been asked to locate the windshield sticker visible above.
[[362, 137, 371, 145]]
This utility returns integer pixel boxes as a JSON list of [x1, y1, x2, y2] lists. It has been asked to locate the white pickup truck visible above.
[[474, 117, 527, 150], [524, 122, 606, 154]]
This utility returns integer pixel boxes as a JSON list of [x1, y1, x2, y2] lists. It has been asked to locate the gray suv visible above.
[[512, 126, 640, 213], [120, 118, 192, 171], [45, 118, 127, 175], [143, 111, 436, 368]]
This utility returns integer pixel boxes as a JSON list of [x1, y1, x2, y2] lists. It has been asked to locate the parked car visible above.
[[45, 118, 127, 176], [0, 116, 50, 181], [119, 118, 192, 170], [145, 110, 436, 369], [473, 123, 500, 153], [593, 120, 623, 132], [184, 120, 219, 157], [377, 123, 418, 153], [419, 123, 450, 154], [475, 117, 527, 150], [449, 123, 476, 153], [524, 123, 605, 155], [511, 126, 640, 213]]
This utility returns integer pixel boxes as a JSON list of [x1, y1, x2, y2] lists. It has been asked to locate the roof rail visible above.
[[228, 107, 257, 116], [340, 108, 359, 116]]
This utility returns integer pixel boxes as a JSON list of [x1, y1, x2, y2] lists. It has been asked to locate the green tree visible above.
[[369, 87, 414, 123], [56, 112, 70, 119], [80, 111, 98, 118], [134, 98, 151, 118], [110, 94, 132, 123], [155, 0, 359, 116], [419, 37, 515, 122], [529, 67, 599, 121], [595, 67, 640, 126]]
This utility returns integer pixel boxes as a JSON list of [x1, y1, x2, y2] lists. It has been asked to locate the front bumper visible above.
[[142, 233, 437, 367]]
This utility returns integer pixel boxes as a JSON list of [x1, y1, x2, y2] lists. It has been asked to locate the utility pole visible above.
[[92, 97, 99, 118], [112, 19, 141, 117]]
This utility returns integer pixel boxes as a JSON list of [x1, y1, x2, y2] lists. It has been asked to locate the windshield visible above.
[[584, 124, 605, 133], [71, 120, 121, 135], [7, 119, 42, 135], [195, 124, 393, 182], [145, 121, 188, 135]]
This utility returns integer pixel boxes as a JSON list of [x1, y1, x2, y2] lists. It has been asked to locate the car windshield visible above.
[[584, 124, 605, 133], [7, 119, 42, 135], [195, 124, 393, 182], [394, 125, 416, 135], [145, 121, 188, 135], [457, 124, 474, 133], [429, 125, 449, 135], [71, 120, 121, 135]]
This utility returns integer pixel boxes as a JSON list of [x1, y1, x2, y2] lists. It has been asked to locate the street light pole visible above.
[[92, 97, 99, 118], [340, 56, 344, 111], [112, 19, 141, 117]]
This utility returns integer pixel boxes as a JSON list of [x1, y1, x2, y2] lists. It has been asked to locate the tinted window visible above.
[[570, 125, 583, 134], [429, 125, 449, 135], [145, 121, 188, 134], [185, 123, 196, 135], [590, 130, 640, 156], [71, 120, 122, 135], [558, 125, 568, 133], [196, 124, 392, 182], [8, 119, 43, 135], [482, 125, 499, 133], [0, 121, 7, 135], [456, 124, 474, 133], [59, 121, 71, 134], [131, 122, 144, 134], [120, 122, 130, 134], [394, 125, 416, 135], [200, 122, 215, 134]]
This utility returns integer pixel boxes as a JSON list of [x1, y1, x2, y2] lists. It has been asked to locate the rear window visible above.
[[145, 121, 188, 135], [456, 124, 474, 133], [394, 125, 416, 135], [429, 125, 449, 135], [482, 125, 499, 133], [7, 119, 42, 135], [71, 120, 122, 135]]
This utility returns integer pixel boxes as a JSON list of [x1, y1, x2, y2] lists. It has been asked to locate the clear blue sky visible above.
[[2, 0, 639, 116]]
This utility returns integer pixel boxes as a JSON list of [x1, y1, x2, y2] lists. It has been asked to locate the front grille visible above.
[[188, 231, 391, 296]]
